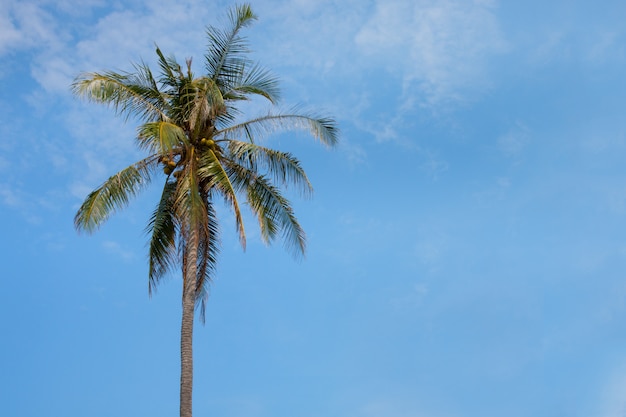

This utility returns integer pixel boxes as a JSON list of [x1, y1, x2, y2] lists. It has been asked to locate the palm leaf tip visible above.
[[312, 116, 340, 147], [232, 3, 257, 27], [74, 161, 153, 234]]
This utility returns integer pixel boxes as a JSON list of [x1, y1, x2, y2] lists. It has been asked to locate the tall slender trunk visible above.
[[180, 226, 198, 417]]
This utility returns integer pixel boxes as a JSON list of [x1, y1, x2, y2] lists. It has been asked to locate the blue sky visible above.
[[2, 0, 626, 416]]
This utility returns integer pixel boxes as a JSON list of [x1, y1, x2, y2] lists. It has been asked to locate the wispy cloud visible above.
[[355, 0, 507, 107], [102, 240, 135, 261], [0, 1, 58, 56], [5, 0, 505, 207]]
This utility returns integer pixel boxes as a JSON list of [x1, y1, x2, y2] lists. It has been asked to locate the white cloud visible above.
[[72, 0, 230, 73], [102, 240, 135, 261], [0, 1, 58, 56], [254, 0, 367, 74], [251, 0, 507, 111], [355, 0, 507, 107]]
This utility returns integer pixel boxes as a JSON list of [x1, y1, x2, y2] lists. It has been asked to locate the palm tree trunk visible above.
[[180, 226, 198, 417]]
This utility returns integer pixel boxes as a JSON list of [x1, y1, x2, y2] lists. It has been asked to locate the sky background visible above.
[[2, 0, 626, 416]]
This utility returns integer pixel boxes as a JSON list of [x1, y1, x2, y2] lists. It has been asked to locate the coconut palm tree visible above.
[[71, 4, 338, 417]]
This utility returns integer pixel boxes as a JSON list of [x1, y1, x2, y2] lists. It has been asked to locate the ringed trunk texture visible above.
[[180, 227, 198, 417]]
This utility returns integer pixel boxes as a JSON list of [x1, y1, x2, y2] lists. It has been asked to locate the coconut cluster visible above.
[[200, 138, 215, 148], [161, 157, 177, 176]]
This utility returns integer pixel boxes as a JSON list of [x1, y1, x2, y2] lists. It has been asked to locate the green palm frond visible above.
[[71, 71, 169, 122], [226, 140, 312, 195], [137, 121, 188, 153], [215, 103, 242, 128], [223, 64, 280, 103], [205, 4, 257, 90], [136, 61, 171, 115], [227, 164, 305, 255], [219, 111, 339, 147], [75, 156, 158, 233], [155, 46, 181, 90], [197, 149, 246, 248], [195, 200, 220, 323], [147, 180, 179, 294]]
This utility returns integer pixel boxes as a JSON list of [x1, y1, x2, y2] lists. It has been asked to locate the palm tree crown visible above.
[[72, 4, 338, 417]]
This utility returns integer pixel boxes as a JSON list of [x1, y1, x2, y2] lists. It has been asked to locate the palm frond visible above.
[[137, 60, 171, 116], [219, 111, 339, 147], [197, 149, 246, 248], [137, 121, 188, 153], [227, 163, 305, 256], [75, 156, 158, 233], [155, 45, 182, 90], [72, 71, 169, 122], [226, 140, 312, 195], [205, 4, 257, 90], [147, 180, 179, 294], [223, 64, 280, 104]]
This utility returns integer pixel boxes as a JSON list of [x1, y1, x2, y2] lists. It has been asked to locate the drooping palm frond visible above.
[[226, 140, 313, 194], [197, 148, 246, 248], [247, 173, 306, 256], [75, 156, 158, 233], [226, 163, 306, 255], [219, 111, 339, 147], [71, 71, 169, 122], [147, 180, 179, 294]]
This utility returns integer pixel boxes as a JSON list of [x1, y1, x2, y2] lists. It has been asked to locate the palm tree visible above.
[[71, 4, 338, 417]]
